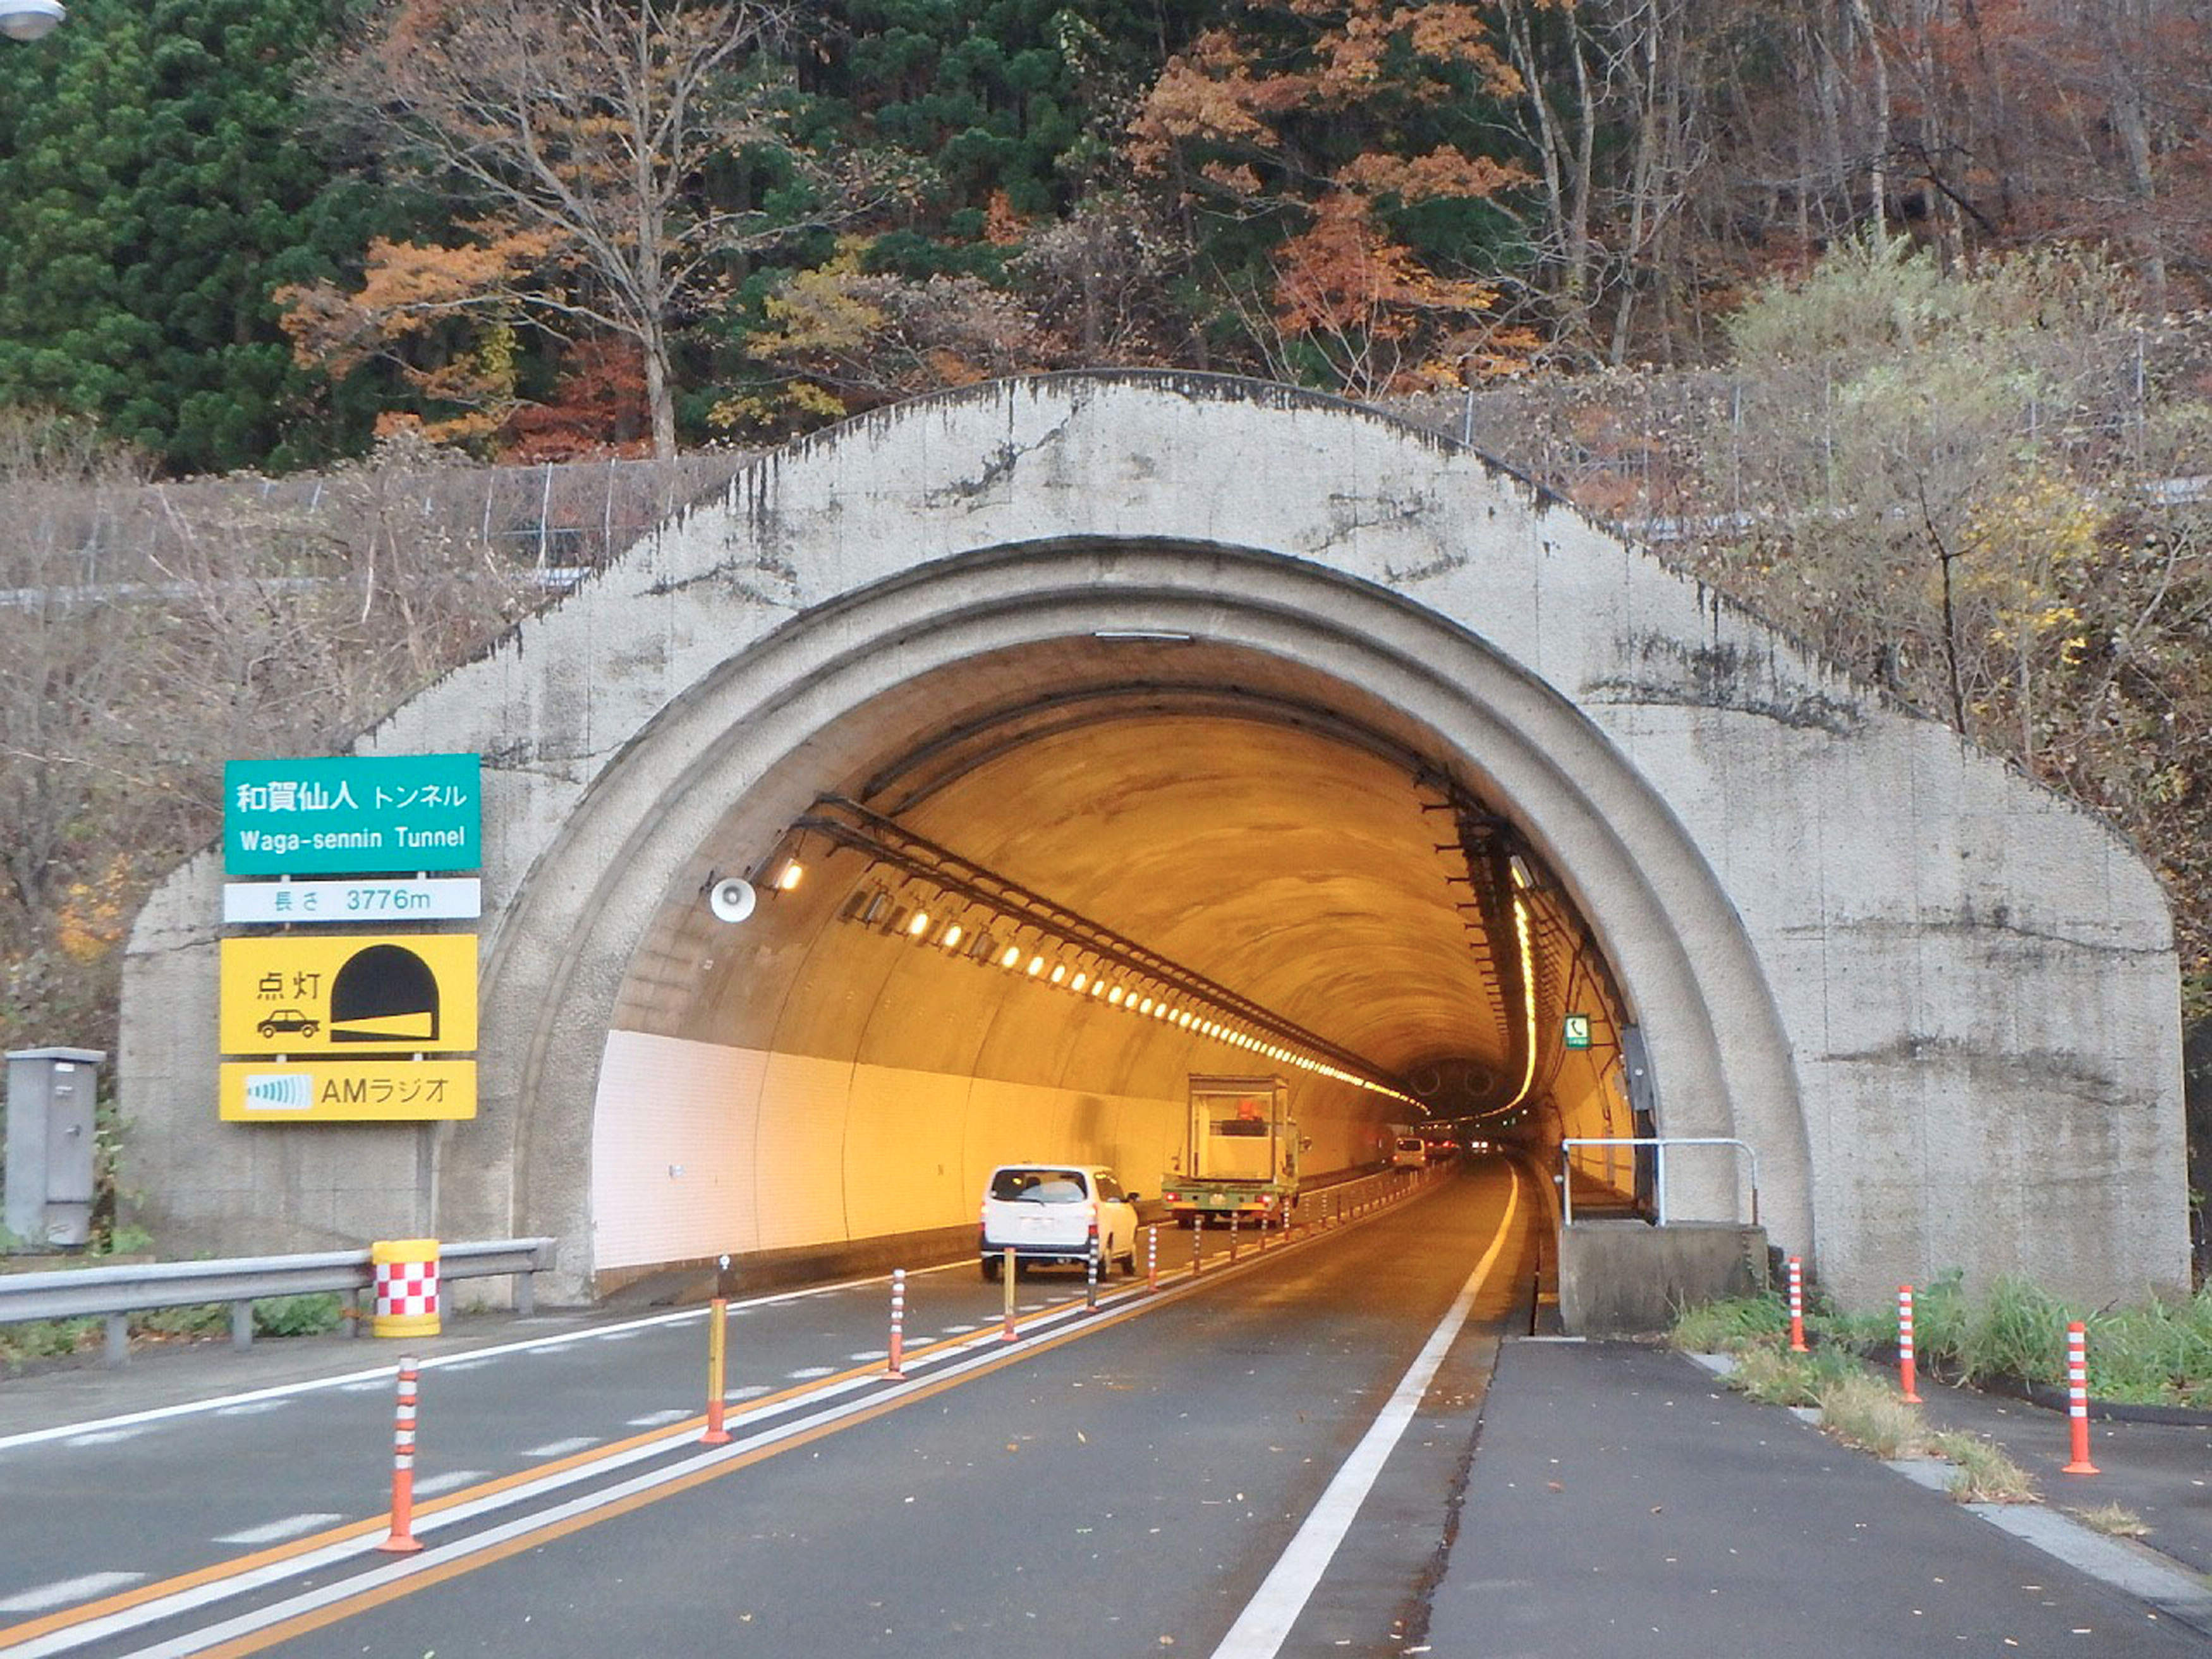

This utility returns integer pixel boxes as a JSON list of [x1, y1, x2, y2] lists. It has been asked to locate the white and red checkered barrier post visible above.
[[1787, 1256, 1807, 1352], [1897, 1285, 1923, 1402], [376, 1357, 424, 1553], [370, 1238, 441, 1339], [886, 1269, 908, 1379], [2062, 1322, 2099, 1475]]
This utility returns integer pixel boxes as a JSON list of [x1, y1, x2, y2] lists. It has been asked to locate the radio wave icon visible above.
[[243, 1073, 313, 1112]]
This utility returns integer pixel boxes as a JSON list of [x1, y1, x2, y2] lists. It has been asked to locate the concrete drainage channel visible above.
[[1687, 1352, 2212, 1638]]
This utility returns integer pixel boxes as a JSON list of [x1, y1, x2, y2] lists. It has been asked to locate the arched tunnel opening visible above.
[[585, 635, 1645, 1285]]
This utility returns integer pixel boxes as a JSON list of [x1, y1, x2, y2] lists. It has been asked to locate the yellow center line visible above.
[[2, 1186, 1425, 1652]]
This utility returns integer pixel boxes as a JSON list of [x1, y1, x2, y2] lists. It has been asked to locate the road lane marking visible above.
[[63, 1430, 146, 1447], [124, 1270, 1229, 1658], [0, 1576, 144, 1615], [0, 1261, 979, 1455], [522, 1438, 600, 1458], [4, 1191, 1426, 1655], [1208, 1170, 1521, 1659], [787, 1365, 835, 1378], [410, 1470, 489, 1497], [624, 1409, 692, 1428], [210, 1403, 286, 1418], [210, 1517, 343, 1547]]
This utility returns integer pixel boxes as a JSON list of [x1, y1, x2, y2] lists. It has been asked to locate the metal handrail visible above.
[[0, 1237, 554, 1366], [1558, 1137, 1761, 1228]]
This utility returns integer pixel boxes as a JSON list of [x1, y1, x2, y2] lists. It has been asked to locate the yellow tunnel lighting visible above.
[[1179, 1011, 1194, 1028], [1050, 963, 1067, 985], [776, 860, 804, 892], [1091, 980, 1105, 997], [1000, 945, 1023, 969], [1027, 953, 1045, 976], [942, 923, 963, 951], [1108, 986, 1124, 1006], [907, 911, 931, 937], [1071, 971, 1088, 992], [1138, 996, 1154, 1015]]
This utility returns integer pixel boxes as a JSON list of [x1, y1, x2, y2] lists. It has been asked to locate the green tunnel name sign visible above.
[[225, 754, 481, 876]]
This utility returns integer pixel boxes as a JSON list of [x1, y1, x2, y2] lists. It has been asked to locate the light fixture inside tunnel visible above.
[[795, 794, 1422, 1110]]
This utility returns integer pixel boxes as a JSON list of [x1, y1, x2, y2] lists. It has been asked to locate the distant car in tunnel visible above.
[[1392, 1136, 1428, 1169], [980, 1164, 1140, 1280]]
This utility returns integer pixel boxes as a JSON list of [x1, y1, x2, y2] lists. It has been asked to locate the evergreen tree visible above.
[[0, 0, 375, 472]]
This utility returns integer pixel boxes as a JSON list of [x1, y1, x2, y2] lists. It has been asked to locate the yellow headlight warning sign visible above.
[[221, 1060, 477, 1121], [219, 934, 478, 1056]]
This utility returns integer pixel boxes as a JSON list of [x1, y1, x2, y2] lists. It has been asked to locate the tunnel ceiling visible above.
[[631, 636, 1594, 1116]]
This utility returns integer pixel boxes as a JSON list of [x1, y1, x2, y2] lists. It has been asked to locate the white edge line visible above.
[[7, 1276, 1158, 1658], [1208, 1172, 1521, 1659], [100, 1282, 1189, 1659], [11, 1198, 1411, 1655], [0, 1261, 972, 1454]]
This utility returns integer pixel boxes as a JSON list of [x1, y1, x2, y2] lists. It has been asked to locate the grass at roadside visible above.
[[0, 1292, 344, 1371], [1669, 1275, 2212, 1407]]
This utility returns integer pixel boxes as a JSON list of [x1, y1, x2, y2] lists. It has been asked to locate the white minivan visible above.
[[979, 1164, 1140, 1280], [1391, 1136, 1428, 1168]]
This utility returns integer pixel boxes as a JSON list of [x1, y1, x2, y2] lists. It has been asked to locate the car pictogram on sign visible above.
[[256, 1008, 322, 1040]]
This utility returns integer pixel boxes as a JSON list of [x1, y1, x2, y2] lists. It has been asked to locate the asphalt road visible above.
[[0, 1163, 1531, 1658]]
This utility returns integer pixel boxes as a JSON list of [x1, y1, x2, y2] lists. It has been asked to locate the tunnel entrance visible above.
[[569, 571, 1756, 1289], [125, 374, 2182, 1310]]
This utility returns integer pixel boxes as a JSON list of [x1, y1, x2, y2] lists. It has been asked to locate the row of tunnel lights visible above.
[[823, 873, 1419, 1109]]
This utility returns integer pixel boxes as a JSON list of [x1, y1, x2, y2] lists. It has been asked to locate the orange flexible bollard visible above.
[[2062, 1322, 2099, 1474], [700, 1297, 732, 1445], [1897, 1285, 1923, 1404], [886, 1268, 908, 1380], [1146, 1224, 1158, 1293], [1000, 1248, 1018, 1341], [1786, 1256, 1808, 1352], [377, 1358, 424, 1554]]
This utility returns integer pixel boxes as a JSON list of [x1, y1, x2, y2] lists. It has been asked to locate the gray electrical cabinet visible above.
[[4, 1047, 105, 1251]]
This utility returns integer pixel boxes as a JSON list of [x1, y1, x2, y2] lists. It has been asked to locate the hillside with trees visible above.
[[0, 2, 2206, 1251]]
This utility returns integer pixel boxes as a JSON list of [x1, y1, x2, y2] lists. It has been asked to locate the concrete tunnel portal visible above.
[[119, 374, 2188, 1313], [587, 628, 1645, 1286]]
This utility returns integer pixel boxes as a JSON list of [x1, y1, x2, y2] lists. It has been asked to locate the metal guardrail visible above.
[[1559, 1136, 1761, 1229], [0, 1237, 554, 1367]]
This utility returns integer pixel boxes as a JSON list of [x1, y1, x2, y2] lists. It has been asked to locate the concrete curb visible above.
[[1686, 1351, 2212, 1639]]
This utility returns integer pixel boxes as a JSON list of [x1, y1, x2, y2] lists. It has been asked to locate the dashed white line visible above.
[[0, 1573, 145, 1615], [724, 1384, 770, 1402], [626, 1409, 693, 1428], [787, 1366, 835, 1380], [212, 1514, 344, 1547], [523, 1437, 600, 1459], [212, 1401, 286, 1418], [411, 1469, 490, 1497], [849, 1350, 887, 1363], [63, 1430, 145, 1447], [938, 1323, 979, 1334]]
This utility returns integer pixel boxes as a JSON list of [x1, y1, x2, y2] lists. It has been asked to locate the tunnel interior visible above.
[[586, 636, 1639, 1277]]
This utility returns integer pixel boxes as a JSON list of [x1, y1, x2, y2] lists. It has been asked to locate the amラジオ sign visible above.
[[224, 754, 480, 875], [220, 1060, 477, 1122]]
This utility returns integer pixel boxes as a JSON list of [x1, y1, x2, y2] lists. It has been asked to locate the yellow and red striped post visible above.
[[1000, 1247, 1018, 1341], [1146, 1224, 1159, 1294], [2062, 1322, 2099, 1475], [377, 1357, 424, 1554], [1786, 1256, 1808, 1352], [886, 1268, 908, 1380], [700, 1296, 732, 1445], [1897, 1285, 1923, 1403]]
